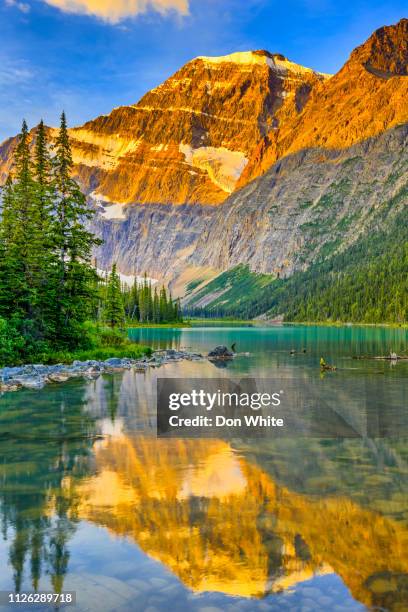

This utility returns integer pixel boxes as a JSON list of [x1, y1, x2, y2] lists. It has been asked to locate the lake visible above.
[[0, 325, 407, 611]]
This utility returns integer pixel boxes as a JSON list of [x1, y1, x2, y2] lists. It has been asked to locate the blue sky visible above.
[[0, 0, 406, 141]]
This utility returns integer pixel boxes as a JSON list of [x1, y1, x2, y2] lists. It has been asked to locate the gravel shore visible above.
[[0, 349, 204, 393]]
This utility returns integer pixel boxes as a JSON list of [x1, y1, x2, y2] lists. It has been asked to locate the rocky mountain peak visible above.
[[48, 48, 325, 209], [238, 18, 408, 186], [194, 49, 329, 79], [348, 18, 408, 77]]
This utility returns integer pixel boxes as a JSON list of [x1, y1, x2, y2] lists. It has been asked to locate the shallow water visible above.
[[0, 325, 407, 611]]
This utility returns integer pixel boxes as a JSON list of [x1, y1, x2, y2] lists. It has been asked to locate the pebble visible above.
[[0, 349, 205, 394]]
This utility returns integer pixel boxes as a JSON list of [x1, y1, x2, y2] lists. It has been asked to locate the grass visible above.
[[189, 317, 255, 326], [36, 344, 151, 365], [33, 322, 152, 365], [126, 321, 190, 328]]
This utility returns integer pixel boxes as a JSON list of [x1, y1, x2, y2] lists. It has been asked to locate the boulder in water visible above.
[[208, 346, 234, 359]]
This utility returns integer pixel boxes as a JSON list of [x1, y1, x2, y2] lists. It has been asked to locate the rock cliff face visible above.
[[239, 19, 408, 185], [92, 123, 407, 291], [92, 203, 215, 283], [187, 124, 408, 278]]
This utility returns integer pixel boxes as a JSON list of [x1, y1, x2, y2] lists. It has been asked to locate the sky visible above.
[[0, 0, 406, 141]]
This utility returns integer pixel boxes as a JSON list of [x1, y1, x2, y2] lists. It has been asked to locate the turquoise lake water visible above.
[[0, 325, 407, 611]]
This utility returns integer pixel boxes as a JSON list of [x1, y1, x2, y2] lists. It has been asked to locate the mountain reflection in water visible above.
[[73, 433, 408, 608], [0, 333, 408, 610]]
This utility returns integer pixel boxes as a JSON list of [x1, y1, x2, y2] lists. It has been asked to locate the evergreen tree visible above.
[[139, 273, 149, 322], [129, 277, 139, 320], [153, 287, 159, 323], [5, 121, 40, 325], [32, 120, 56, 334], [174, 298, 182, 322], [167, 289, 175, 321], [50, 111, 101, 345], [0, 175, 15, 317], [104, 264, 125, 327], [34, 121, 54, 232], [0, 114, 106, 362], [159, 286, 167, 322]]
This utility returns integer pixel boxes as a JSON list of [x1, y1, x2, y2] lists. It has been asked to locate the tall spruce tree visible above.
[[104, 264, 125, 327], [32, 120, 56, 334], [0, 175, 15, 317], [6, 120, 39, 324], [129, 278, 139, 320], [50, 112, 100, 345], [153, 287, 159, 323], [159, 286, 167, 322], [34, 121, 54, 232], [139, 273, 149, 322], [0, 114, 105, 362]]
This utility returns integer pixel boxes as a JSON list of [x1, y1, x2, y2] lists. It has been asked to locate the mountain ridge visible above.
[[238, 18, 408, 185], [91, 123, 407, 295]]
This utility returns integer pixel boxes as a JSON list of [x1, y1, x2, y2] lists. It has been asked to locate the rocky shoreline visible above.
[[0, 349, 204, 393]]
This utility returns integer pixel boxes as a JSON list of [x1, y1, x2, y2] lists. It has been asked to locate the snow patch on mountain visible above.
[[70, 129, 141, 169], [197, 51, 270, 67], [97, 269, 158, 287], [90, 190, 130, 218], [179, 144, 248, 193], [100, 203, 127, 220], [197, 51, 330, 79]]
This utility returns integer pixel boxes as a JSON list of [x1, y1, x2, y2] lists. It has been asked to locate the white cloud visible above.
[[5, 0, 31, 13], [41, 0, 189, 23], [0, 59, 34, 85]]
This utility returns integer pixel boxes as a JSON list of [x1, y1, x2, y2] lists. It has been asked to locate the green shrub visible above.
[[0, 318, 151, 367], [0, 318, 26, 366], [32, 321, 151, 364]]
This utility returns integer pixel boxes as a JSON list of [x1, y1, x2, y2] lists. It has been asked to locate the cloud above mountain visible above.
[[42, 0, 189, 23], [5, 0, 30, 14]]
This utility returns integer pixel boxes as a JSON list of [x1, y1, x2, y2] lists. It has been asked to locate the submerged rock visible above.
[[12, 376, 46, 390]]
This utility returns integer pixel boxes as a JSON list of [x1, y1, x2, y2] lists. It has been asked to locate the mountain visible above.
[[70, 51, 327, 207], [0, 19, 407, 320], [0, 50, 326, 206], [239, 18, 408, 184], [92, 120, 407, 300]]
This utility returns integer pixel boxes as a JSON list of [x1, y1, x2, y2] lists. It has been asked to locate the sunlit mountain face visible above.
[[0, 50, 327, 207]]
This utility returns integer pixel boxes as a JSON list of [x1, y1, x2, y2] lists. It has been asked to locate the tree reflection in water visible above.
[[0, 379, 98, 593]]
